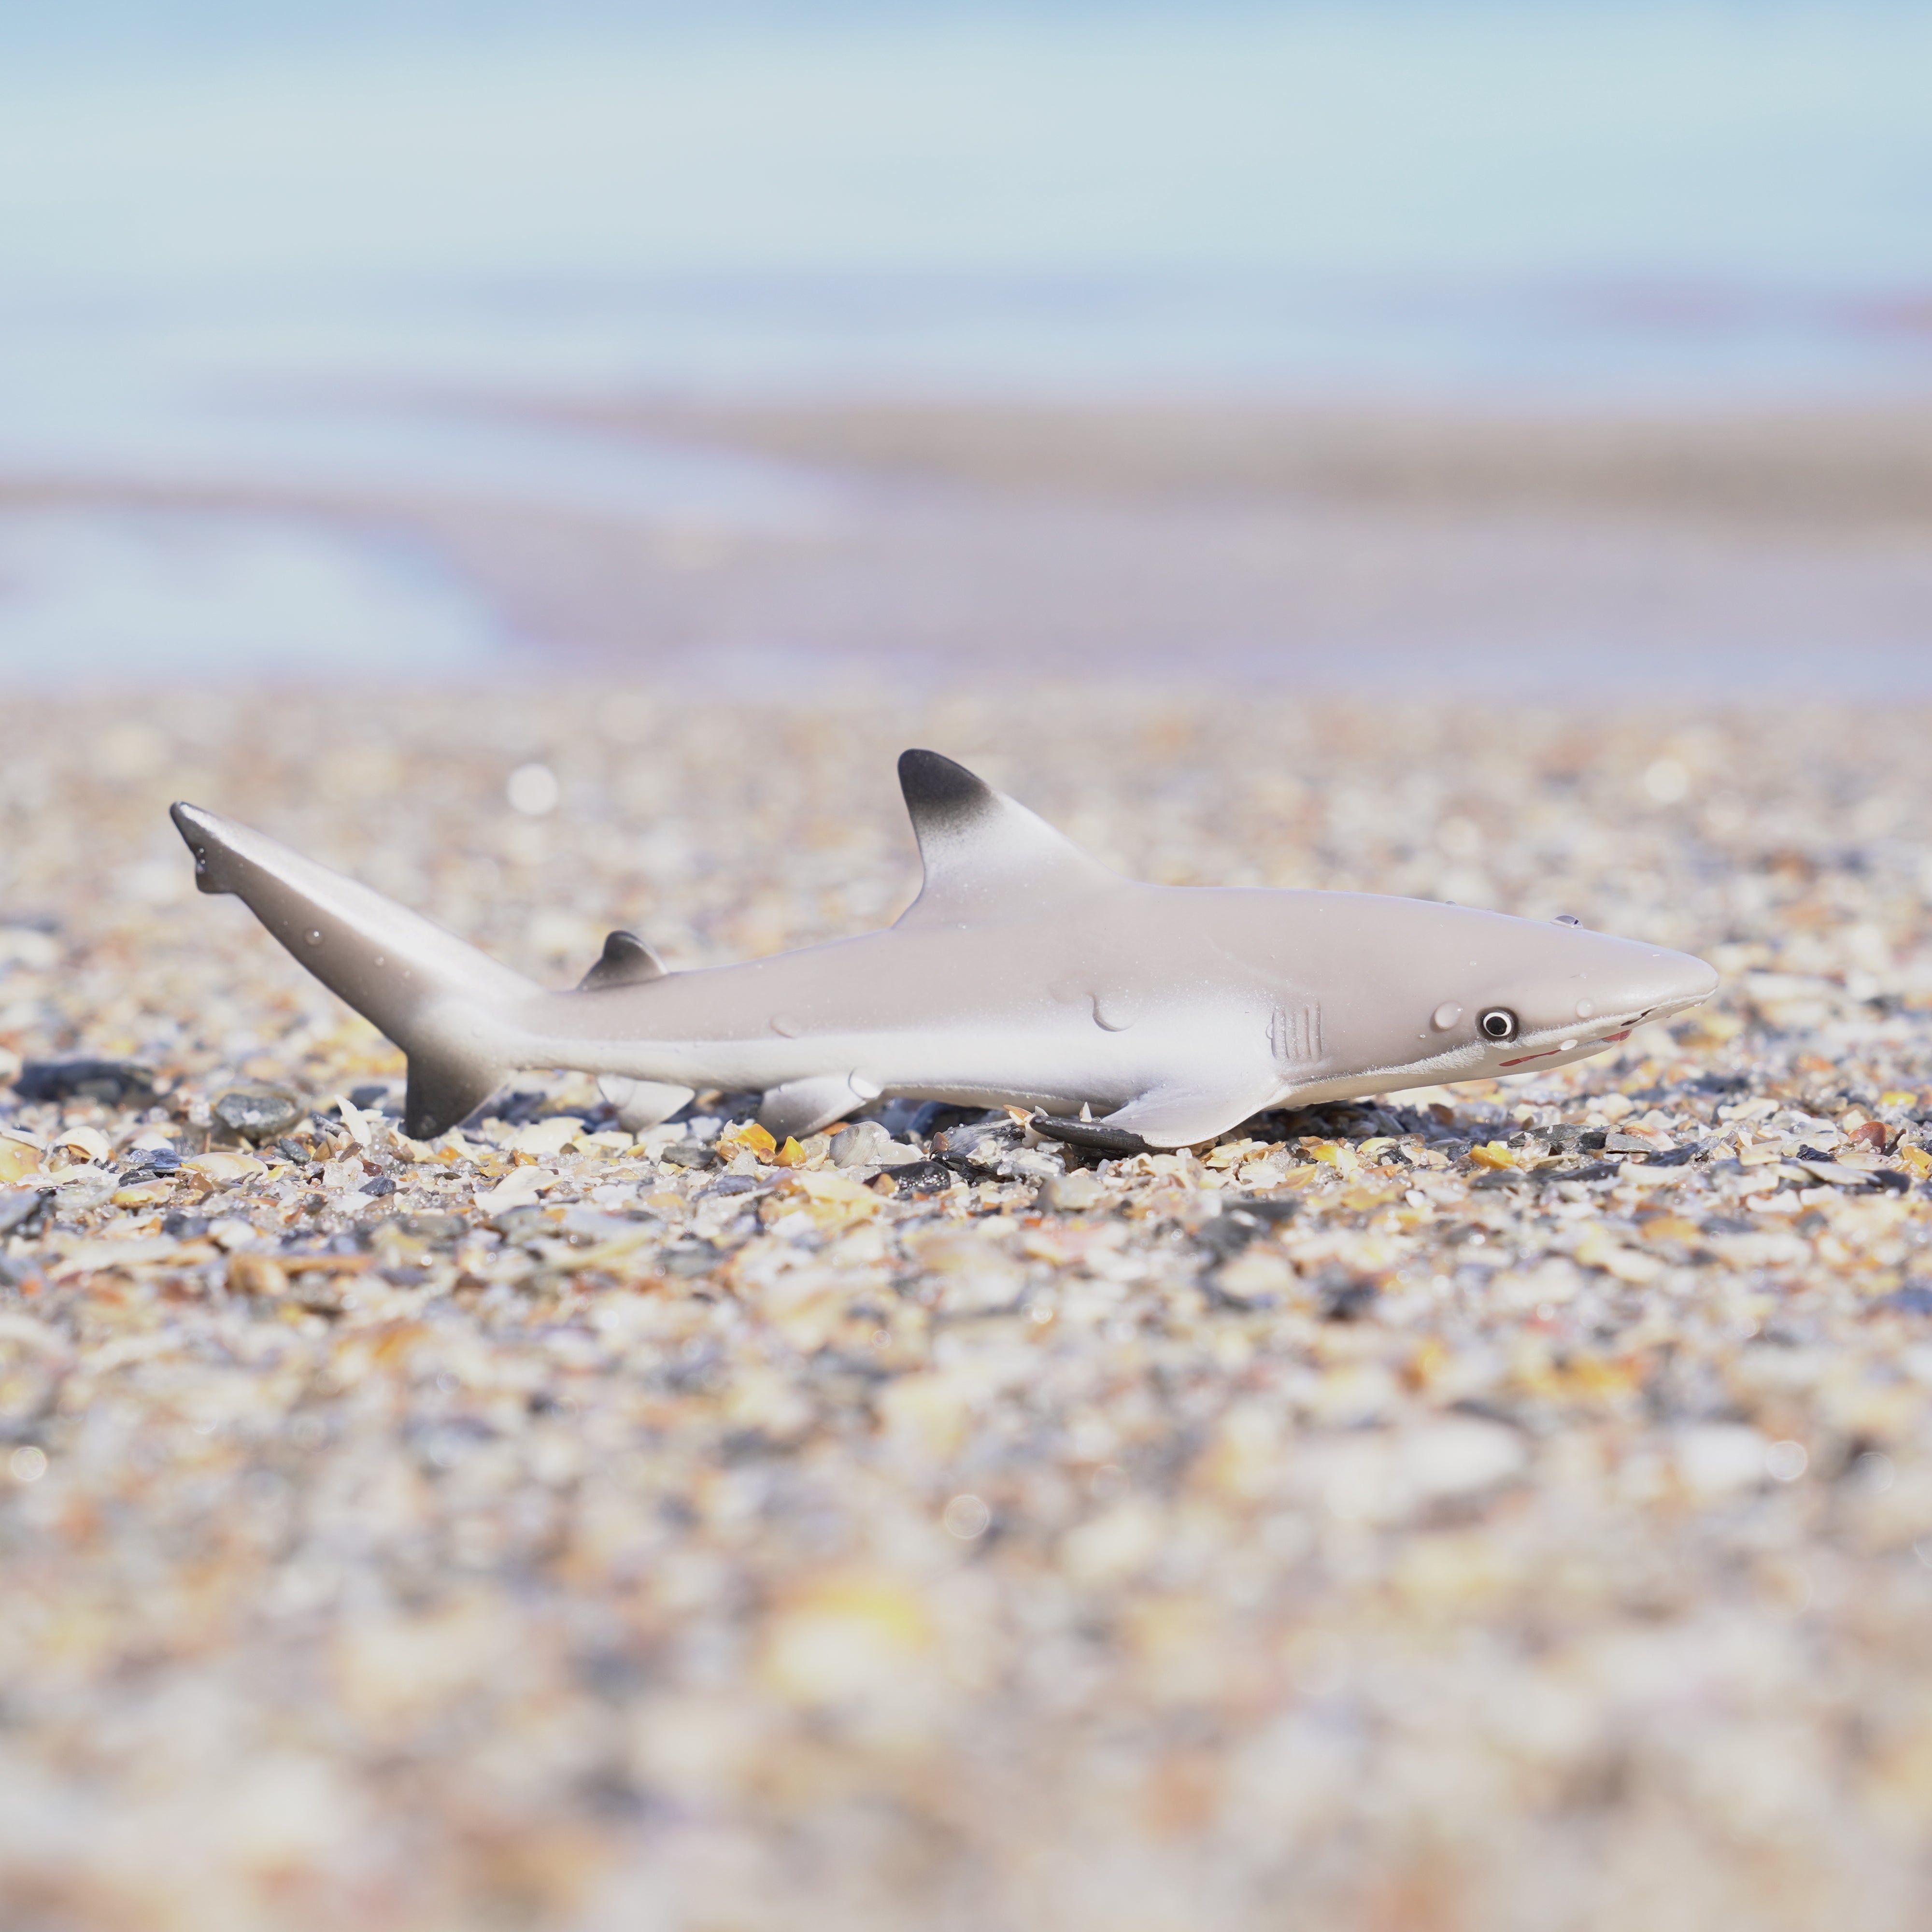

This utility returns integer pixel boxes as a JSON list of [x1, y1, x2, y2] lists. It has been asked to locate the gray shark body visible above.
[[170, 751, 1717, 1146]]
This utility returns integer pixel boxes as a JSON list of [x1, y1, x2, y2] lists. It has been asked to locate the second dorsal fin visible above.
[[895, 749, 1115, 925], [577, 930, 667, 991]]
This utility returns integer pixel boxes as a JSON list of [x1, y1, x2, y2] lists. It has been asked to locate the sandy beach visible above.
[[6, 683, 1932, 1928]]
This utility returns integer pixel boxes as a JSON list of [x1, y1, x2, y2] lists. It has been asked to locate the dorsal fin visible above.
[[895, 750, 1115, 925], [577, 930, 667, 991]]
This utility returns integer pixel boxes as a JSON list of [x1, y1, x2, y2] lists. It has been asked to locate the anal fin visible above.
[[599, 1076, 695, 1132], [759, 1074, 874, 1142]]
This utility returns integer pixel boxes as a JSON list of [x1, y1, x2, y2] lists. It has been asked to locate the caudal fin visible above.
[[170, 803, 538, 1138]]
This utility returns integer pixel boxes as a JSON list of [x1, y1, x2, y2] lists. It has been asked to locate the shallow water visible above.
[[0, 509, 511, 685], [1, 1, 1928, 683]]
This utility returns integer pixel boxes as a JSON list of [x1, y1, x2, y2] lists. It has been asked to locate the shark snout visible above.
[[1482, 942, 1717, 1075], [1548, 945, 1716, 1042], [1624, 948, 1719, 1023]]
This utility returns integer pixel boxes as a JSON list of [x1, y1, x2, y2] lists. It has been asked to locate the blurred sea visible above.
[[2, 0, 1929, 683]]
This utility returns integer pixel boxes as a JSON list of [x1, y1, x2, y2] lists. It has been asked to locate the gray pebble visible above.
[[660, 1142, 716, 1169], [213, 1089, 304, 1142], [393, 1212, 467, 1243], [0, 1188, 50, 1237], [14, 1059, 155, 1106], [663, 1241, 723, 1278]]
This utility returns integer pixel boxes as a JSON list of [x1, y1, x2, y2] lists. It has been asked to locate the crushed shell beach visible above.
[[6, 687, 1932, 1929]]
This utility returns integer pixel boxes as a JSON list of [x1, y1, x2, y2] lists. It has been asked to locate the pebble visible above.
[[0, 1187, 48, 1237], [884, 1157, 957, 1195], [11, 1057, 154, 1104], [1040, 1169, 1106, 1211], [830, 1119, 923, 1168], [212, 1087, 304, 1141], [659, 1140, 715, 1169]]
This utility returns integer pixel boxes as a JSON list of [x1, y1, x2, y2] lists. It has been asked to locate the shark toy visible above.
[[169, 752, 1717, 1151]]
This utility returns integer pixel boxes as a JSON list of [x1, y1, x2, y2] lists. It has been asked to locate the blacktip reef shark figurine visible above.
[[169, 752, 1718, 1152]]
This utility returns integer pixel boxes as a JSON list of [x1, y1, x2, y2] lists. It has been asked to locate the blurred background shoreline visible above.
[[3, 0, 1929, 695], [8, 393, 1930, 696]]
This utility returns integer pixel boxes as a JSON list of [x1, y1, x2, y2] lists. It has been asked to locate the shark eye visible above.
[[1479, 1008, 1518, 1041]]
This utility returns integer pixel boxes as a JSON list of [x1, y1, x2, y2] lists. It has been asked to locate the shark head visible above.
[[1271, 895, 1719, 1104]]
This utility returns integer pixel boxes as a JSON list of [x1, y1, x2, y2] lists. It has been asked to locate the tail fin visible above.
[[170, 803, 537, 1139]]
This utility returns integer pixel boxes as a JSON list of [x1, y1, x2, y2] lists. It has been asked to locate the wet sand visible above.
[[5, 397, 1932, 694], [497, 396, 1932, 693], [568, 396, 1932, 529]]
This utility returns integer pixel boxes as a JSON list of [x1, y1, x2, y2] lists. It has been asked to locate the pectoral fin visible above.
[[1097, 1076, 1282, 1151]]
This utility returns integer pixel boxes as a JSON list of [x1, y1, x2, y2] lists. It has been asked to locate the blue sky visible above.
[[1, 2, 1927, 397]]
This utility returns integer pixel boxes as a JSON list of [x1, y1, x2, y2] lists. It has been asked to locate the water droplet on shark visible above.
[[770, 1013, 802, 1037], [1575, 999, 1594, 1019], [1092, 993, 1137, 1032], [1432, 1003, 1461, 1030], [305, 929, 323, 946]]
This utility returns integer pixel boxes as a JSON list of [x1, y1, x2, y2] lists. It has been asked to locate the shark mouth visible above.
[[1497, 1031, 1630, 1069], [1344, 1000, 1672, 1100], [1493, 988, 1708, 1069]]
